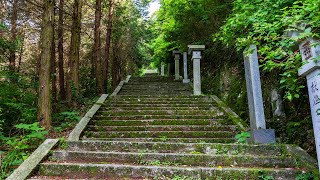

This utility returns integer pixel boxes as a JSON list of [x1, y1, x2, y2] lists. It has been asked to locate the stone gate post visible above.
[[183, 52, 190, 83], [290, 29, 320, 170], [188, 45, 205, 95], [173, 50, 181, 80], [161, 63, 165, 76], [244, 45, 275, 144]]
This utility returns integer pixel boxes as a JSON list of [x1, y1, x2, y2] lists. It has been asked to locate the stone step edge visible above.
[[52, 150, 289, 159], [66, 140, 286, 154], [86, 125, 236, 128], [38, 162, 302, 179], [80, 137, 235, 143], [51, 151, 296, 168]]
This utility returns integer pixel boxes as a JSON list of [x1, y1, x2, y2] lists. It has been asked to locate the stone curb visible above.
[[68, 94, 108, 141], [111, 75, 131, 97], [285, 144, 319, 174], [210, 95, 248, 131], [6, 139, 59, 180], [125, 75, 131, 83]]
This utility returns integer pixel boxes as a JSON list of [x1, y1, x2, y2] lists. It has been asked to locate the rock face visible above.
[[30, 73, 317, 179]]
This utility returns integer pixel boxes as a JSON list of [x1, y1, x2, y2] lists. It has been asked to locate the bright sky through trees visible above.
[[148, 0, 160, 17]]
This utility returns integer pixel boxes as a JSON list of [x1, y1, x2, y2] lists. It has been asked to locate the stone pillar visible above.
[[244, 44, 275, 144], [167, 63, 170, 76], [161, 64, 165, 76], [173, 50, 181, 80], [175, 55, 180, 80], [188, 45, 205, 96], [295, 37, 320, 171], [183, 52, 190, 83]]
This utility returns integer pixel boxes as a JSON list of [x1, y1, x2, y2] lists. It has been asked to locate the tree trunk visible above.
[[17, 35, 24, 72], [103, 0, 114, 93], [112, 42, 120, 90], [67, 0, 82, 107], [38, 0, 54, 130], [94, 0, 103, 94], [51, 7, 57, 112], [58, 0, 66, 100], [9, 0, 18, 72]]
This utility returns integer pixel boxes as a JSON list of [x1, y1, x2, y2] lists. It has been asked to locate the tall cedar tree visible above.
[[58, 0, 66, 100], [94, 0, 103, 94], [104, 0, 114, 93], [67, 0, 82, 107], [51, 5, 57, 112], [9, 0, 17, 72], [38, 0, 54, 130]]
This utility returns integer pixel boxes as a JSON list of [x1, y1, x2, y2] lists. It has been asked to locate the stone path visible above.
[[30, 73, 316, 179]]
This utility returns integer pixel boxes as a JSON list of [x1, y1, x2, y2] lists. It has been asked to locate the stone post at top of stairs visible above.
[[188, 45, 205, 95], [173, 50, 181, 80], [161, 63, 165, 76], [243, 45, 275, 144], [288, 26, 320, 171], [183, 52, 190, 83]]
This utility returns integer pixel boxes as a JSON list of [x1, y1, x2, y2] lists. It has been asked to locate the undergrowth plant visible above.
[[0, 122, 48, 179], [235, 132, 251, 144]]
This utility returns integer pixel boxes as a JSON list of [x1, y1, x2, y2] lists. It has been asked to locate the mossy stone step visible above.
[[112, 95, 205, 98], [106, 101, 212, 106], [83, 131, 235, 139], [80, 137, 235, 143], [86, 125, 236, 132], [67, 141, 287, 156], [118, 93, 193, 96], [51, 151, 297, 168], [108, 97, 210, 101], [105, 104, 212, 108], [90, 119, 225, 126], [93, 114, 225, 120], [100, 107, 215, 111], [97, 110, 223, 116], [38, 163, 301, 179]]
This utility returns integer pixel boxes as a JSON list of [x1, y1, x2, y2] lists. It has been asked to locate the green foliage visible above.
[[215, 0, 320, 101], [149, 0, 232, 68], [295, 172, 314, 180], [53, 111, 80, 132], [259, 175, 274, 180], [235, 132, 251, 144], [0, 122, 48, 179], [0, 71, 37, 136]]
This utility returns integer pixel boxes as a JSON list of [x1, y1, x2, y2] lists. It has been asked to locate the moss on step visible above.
[[39, 163, 302, 179], [83, 131, 235, 139]]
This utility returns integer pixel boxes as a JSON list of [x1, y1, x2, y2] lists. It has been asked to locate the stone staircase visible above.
[[30, 73, 316, 179]]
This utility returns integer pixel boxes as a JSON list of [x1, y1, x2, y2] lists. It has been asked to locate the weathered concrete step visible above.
[[80, 137, 235, 143], [120, 89, 191, 92], [86, 125, 236, 132], [39, 163, 301, 179], [90, 119, 225, 126], [52, 151, 297, 168], [112, 95, 203, 98], [121, 87, 191, 89], [120, 89, 191, 91], [101, 107, 215, 111], [67, 141, 286, 156], [108, 99, 209, 102], [120, 85, 189, 88], [98, 110, 222, 116], [111, 95, 211, 102], [129, 79, 178, 81], [118, 93, 193, 96], [93, 114, 225, 120], [105, 104, 212, 108], [106, 101, 212, 106], [82, 131, 235, 139]]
